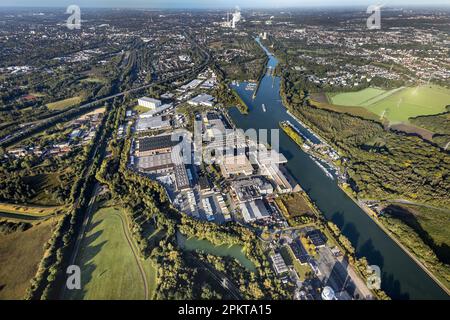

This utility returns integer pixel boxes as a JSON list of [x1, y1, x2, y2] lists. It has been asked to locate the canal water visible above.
[[228, 38, 448, 299]]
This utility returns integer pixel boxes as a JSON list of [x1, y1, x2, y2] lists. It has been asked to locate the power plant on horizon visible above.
[[221, 7, 242, 29]]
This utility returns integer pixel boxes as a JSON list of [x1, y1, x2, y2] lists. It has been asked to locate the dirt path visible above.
[[114, 212, 149, 300]]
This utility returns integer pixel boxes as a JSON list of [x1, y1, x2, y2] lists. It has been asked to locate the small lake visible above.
[[177, 232, 256, 272]]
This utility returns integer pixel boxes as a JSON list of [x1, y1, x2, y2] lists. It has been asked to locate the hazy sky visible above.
[[0, 0, 448, 8]]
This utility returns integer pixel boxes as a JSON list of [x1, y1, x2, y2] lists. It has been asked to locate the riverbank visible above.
[[283, 88, 450, 295], [276, 64, 450, 295], [227, 37, 449, 299], [252, 55, 269, 99], [279, 121, 305, 147], [231, 88, 249, 114], [281, 105, 449, 295], [337, 183, 450, 295]]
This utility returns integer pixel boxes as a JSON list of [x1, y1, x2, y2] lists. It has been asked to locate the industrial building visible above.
[[271, 253, 289, 275], [219, 154, 254, 178], [198, 175, 212, 193], [290, 240, 310, 265], [306, 229, 327, 247], [137, 152, 173, 173], [136, 135, 180, 157], [240, 199, 271, 223], [135, 134, 190, 192], [136, 115, 171, 132], [180, 79, 203, 91], [231, 177, 274, 203], [188, 93, 214, 107], [216, 193, 231, 221], [139, 103, 173, 118], [138, 97, 161, 110], [174, 164, 190, 191]]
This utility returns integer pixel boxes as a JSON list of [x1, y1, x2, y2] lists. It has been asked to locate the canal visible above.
[[228, 38, 448, 299]]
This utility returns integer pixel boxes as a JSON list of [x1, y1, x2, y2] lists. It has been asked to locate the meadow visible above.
[[275, 192, 316, 226], [0, 217, 58, 299], [46, 96, 82, 110], [327, 85, 450, 124], [65, 207, 157, 300]]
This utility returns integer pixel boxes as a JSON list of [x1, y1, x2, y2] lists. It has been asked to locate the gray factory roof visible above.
[[138, 135, 180, 152]]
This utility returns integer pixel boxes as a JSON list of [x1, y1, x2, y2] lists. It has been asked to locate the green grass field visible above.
[[65, 207, 157, 300], [328, 85, 450, 124], [327, 88, 386, 106], [46, 96, 82, 110], [132, 105, 152, 114], [0, 218, 57, 299], [80, 77, 106, 84]]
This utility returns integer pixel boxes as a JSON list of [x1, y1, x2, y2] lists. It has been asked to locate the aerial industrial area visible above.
[[0, 3, 449, 303]]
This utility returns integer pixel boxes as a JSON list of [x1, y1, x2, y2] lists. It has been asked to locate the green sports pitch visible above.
[[327, 85, 450, 124]]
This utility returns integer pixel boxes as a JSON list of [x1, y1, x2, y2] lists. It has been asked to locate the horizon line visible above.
[[1, 3, 450, 9]]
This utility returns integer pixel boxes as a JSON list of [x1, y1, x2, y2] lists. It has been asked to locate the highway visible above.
[[0, 35, 210, 148]]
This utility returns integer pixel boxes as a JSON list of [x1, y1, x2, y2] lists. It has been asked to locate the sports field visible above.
[[65, 207, 157, 300], [327, 85, 450, 124]]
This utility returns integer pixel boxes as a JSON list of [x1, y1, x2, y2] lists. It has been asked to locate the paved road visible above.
[[0, 211, 63, 221], [381, 199, 450, 213]]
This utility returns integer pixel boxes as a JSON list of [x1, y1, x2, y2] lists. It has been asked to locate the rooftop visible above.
[[138, 135, 180, 152], [138, 97, 161, 104]]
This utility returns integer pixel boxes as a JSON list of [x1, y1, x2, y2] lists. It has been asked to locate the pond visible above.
[[177, 232, 256, 272]]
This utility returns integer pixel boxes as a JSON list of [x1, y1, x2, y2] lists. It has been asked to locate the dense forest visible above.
[[280, 70, 450, 290], [410, 109, 450, 149], [208, 34, 267, 81], [281, 73, 450, 208]]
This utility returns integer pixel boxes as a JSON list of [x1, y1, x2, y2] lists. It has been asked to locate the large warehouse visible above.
[[138, 97, 162, 110]]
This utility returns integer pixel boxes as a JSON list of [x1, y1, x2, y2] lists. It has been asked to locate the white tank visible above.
[[321, 286, 336, 300]]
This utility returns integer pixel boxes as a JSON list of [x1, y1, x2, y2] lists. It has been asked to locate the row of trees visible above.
[[0, 220, 32, 235], [326, 221, 390, 300]]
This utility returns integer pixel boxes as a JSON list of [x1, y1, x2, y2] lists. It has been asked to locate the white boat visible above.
[[262, 103, 266, 112], [310, 156, 334, 180]]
